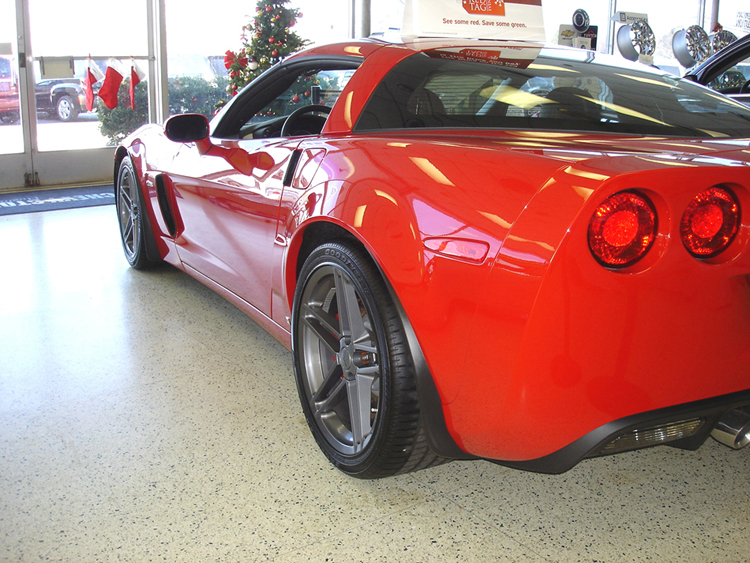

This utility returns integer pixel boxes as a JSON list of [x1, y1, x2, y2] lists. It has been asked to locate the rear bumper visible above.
[[492, 388, 750, 474]]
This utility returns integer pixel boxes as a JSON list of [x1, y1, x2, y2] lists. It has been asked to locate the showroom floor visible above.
[[1, 205, 749, 563]]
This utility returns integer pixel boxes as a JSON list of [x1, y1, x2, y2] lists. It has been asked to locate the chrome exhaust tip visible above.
[[711, 407, 750, 450]]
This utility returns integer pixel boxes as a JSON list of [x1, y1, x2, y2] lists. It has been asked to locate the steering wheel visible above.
[[281, 104, 331, 137], [741, 79, 750, 94]]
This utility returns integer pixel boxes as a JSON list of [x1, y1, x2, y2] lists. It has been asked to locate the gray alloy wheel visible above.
[[116, 156, 158, 269], [56, 95, 78, 122], [293, 241, 445, 478]]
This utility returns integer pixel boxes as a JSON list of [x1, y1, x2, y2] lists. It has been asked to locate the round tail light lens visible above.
[[680, 187, 740, 258], [588, 191, 657, 268]]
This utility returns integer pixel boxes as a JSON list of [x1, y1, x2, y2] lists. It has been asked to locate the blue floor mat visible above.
[[0, 185, 114, 215]]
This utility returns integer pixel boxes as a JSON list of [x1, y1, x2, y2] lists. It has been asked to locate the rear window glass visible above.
[[355, 47, 750, 138]]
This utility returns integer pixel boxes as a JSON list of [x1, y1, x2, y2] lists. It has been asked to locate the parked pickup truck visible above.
[[34, 78, 89, 122]]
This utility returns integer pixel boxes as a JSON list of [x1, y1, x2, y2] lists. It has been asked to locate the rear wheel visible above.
[[116, 156, 159, 269], [292, 241, 445, 478]]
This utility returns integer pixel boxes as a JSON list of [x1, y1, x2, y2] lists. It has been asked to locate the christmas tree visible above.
[[224, 0, 307, 97]]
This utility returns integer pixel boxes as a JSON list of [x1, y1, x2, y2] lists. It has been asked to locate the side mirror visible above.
[[164, 113, 211, 154]]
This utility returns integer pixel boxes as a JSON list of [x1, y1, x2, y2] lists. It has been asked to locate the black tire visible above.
[[115, 156, 160, 269], [55, 95, 79, 122], [0, 111, 19, 125], [292, 241, 446, 478]]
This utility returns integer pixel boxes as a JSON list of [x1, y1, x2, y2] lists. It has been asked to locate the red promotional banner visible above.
[[462, 0, 506, 17]]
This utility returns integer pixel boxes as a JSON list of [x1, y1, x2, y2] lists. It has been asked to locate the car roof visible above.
[[285, 36, 547, 62]]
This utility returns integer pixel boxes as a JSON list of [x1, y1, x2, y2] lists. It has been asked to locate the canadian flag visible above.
[[98, 58, 124, 110], [84, 56, 105, 112], [129, 58, 146, 110]]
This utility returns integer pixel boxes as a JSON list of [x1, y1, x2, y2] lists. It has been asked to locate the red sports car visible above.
[[115, 37, 750, 478]]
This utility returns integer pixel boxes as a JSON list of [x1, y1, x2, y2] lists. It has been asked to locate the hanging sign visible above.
[[402, 0, 545, 42], [612, 12, 648, 24]]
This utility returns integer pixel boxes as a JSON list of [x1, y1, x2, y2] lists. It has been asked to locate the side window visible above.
[[707, 54, 750, 92], [248, 69, 354, 125], [419, 71, 613, 121]]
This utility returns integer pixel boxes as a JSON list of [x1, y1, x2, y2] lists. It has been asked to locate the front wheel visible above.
[[115, 156, 160, 269], [292, 241, 445, 478]]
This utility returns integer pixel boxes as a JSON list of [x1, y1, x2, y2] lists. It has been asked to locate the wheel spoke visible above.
[[301, 304, 340, 355], [346, 372, 376, 450], [313, 377, 346, 419], [119, 186, 133, 209], [311, 361, 343, 405], [333, 269, 369, 345], [122, 217, 134, 248]]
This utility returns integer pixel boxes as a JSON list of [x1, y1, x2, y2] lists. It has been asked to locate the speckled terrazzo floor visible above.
[[1, 205, 749, 563]]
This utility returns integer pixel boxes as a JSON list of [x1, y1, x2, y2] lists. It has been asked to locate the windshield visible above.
[[355, 47, 750, 138]]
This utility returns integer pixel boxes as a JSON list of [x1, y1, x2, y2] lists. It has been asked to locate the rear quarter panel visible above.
[[279, 134, 567, 404]]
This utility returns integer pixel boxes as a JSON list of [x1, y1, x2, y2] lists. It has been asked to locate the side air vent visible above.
[[155, 174, 177, 237]]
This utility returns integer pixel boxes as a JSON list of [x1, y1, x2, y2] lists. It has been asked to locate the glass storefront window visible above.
[[28, 0, 149, 151], [0, 0, 23, 156], [164, 0, 351, 121]]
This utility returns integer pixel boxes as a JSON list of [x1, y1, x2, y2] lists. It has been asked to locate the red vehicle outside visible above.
[[0, 56, 20, 124], [114, 38, 750, 478]]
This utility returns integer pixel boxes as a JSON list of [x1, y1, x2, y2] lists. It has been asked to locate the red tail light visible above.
[[680, 187, 740, 258], [588, 191, 657, 268]]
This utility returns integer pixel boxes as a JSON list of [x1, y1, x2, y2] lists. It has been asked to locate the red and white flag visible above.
[[84, 55, 105, 112], [98, 58, 124, 110], [129, 58, 146, 110]]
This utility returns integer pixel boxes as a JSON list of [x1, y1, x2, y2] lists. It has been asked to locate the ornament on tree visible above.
[[272, 49, 279, 57]]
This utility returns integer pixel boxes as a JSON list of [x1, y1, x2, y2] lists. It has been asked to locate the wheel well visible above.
[[295, 221, 363, 281], [53, 91, 71, 104], [113, 147, 128, 186]]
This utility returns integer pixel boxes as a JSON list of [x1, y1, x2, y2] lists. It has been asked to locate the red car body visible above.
[[116, 38, 750, 476]]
